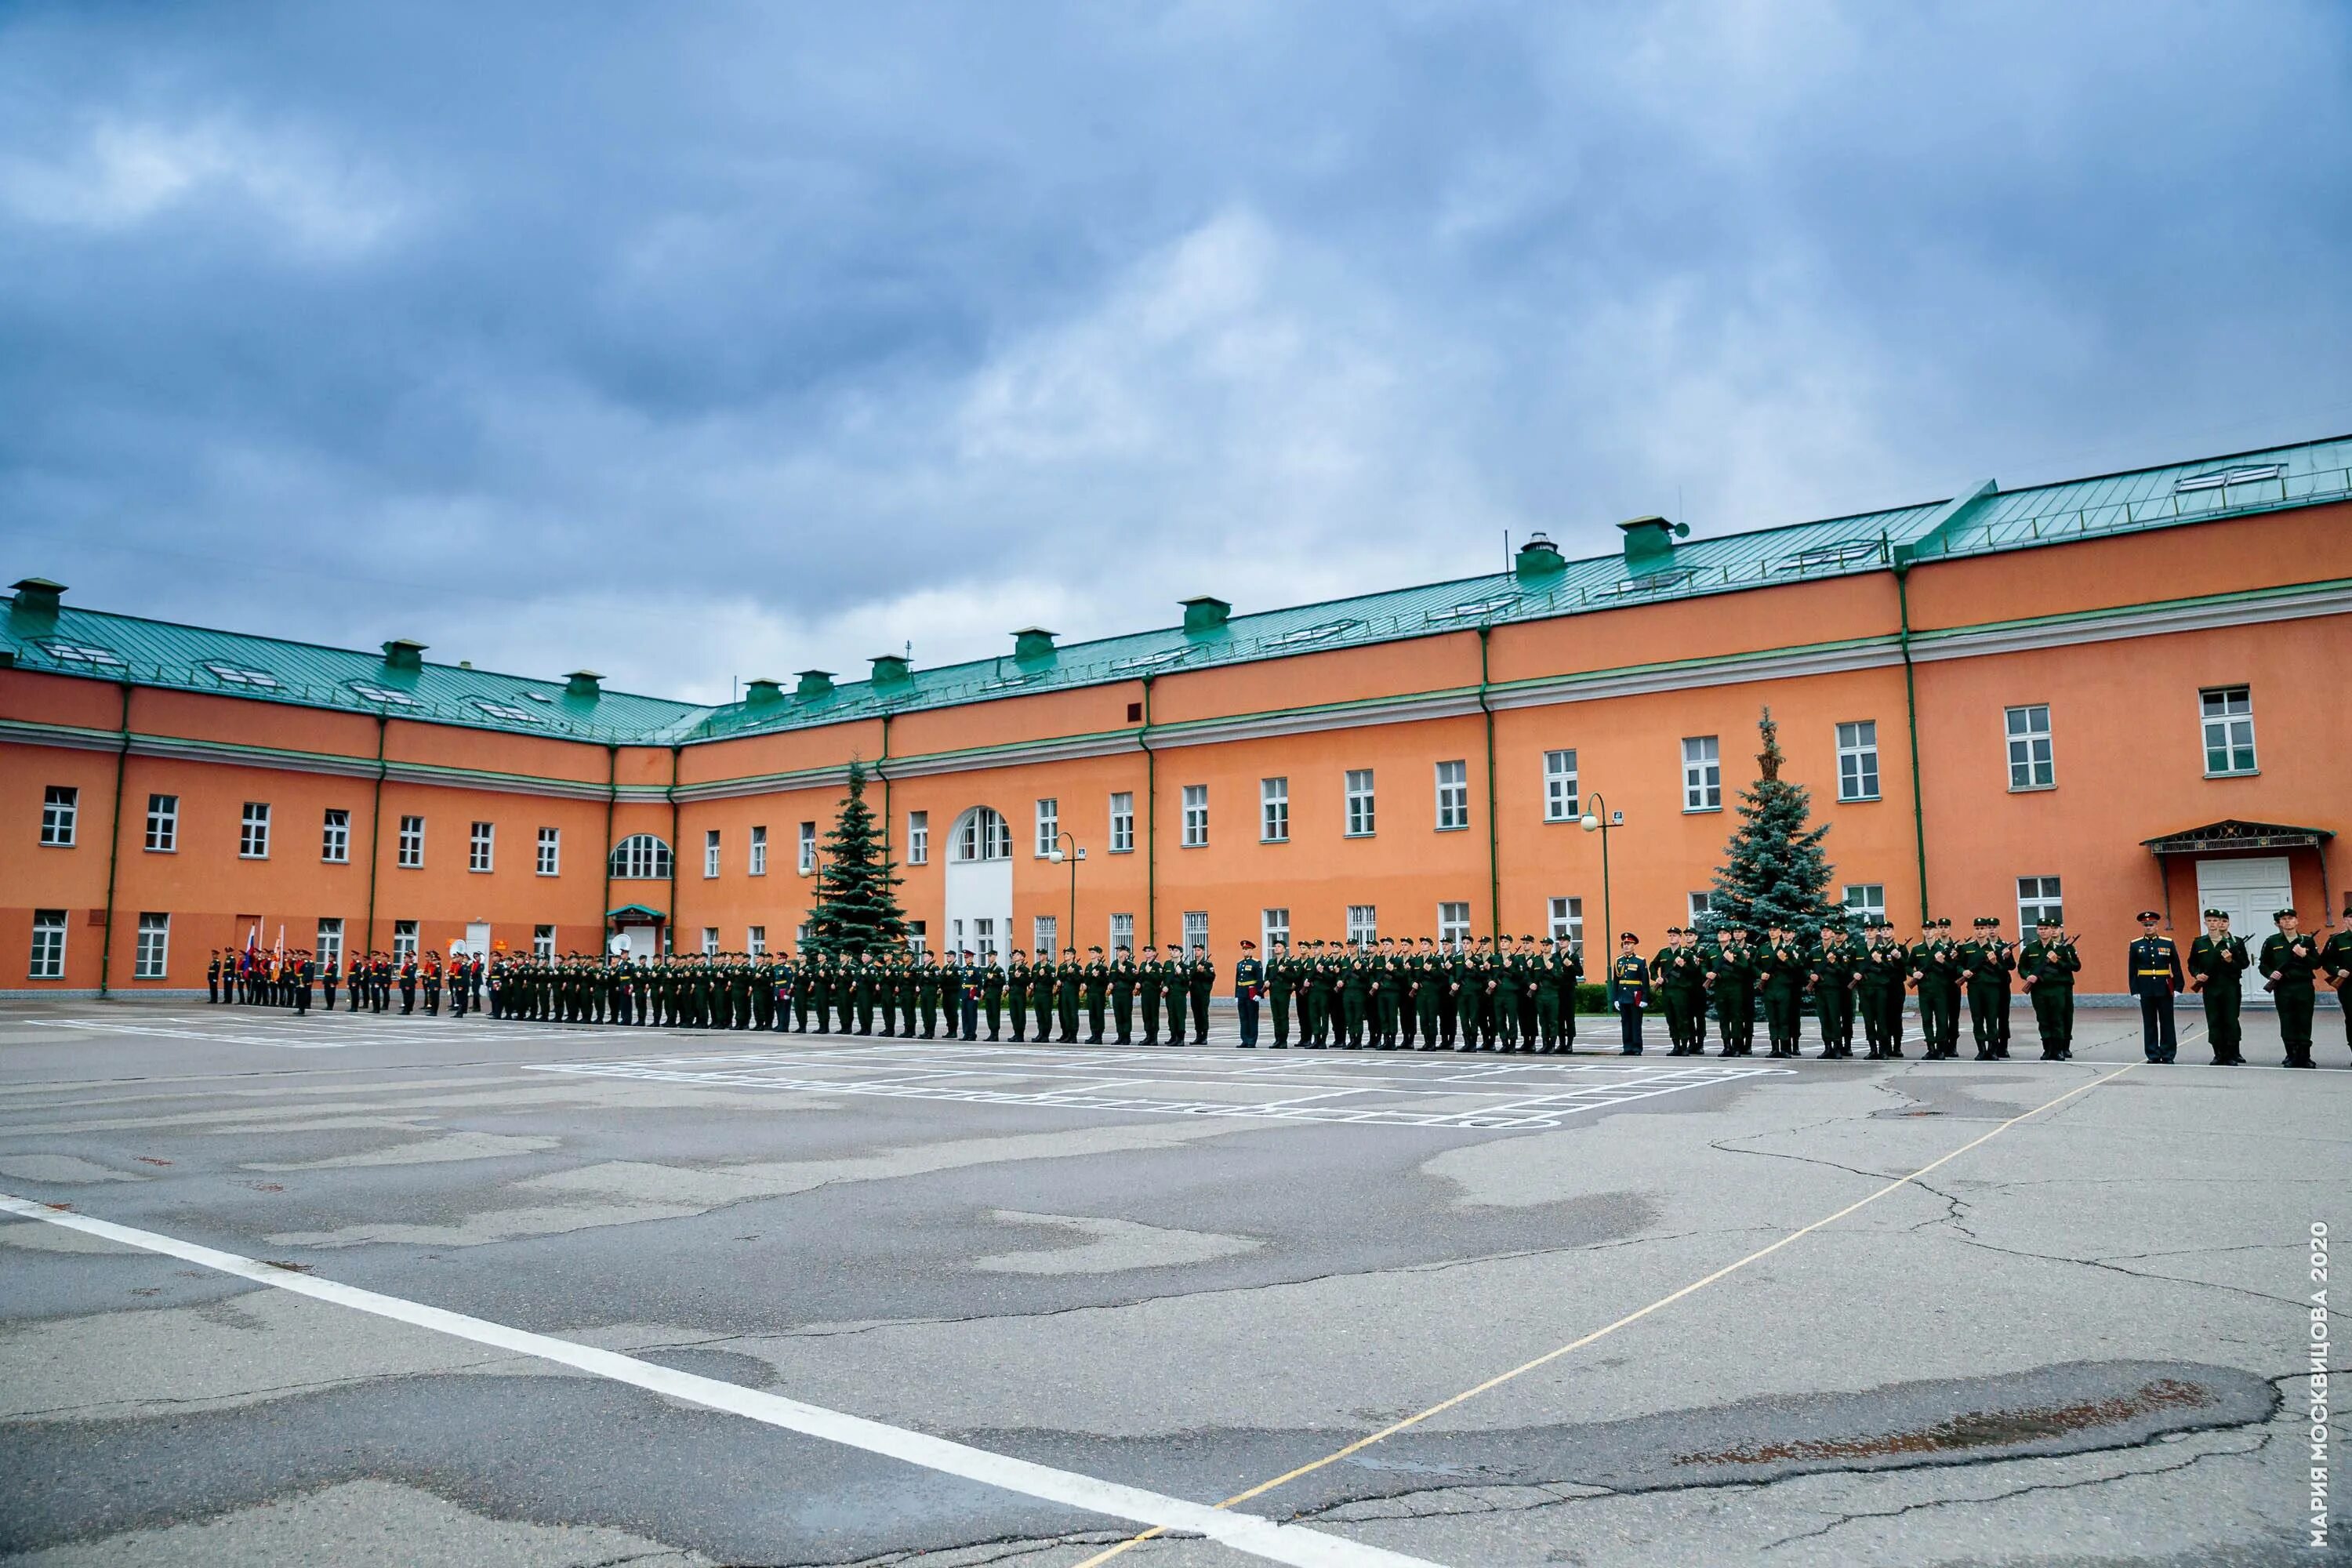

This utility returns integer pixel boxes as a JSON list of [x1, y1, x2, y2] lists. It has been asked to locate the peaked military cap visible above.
[[2201, 908, 2228, 919], [2136, 909, 2161, 922], [2274, 907, 2298, 920]]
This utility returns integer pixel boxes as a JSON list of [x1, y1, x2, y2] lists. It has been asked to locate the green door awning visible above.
[[606, 904, 668, 922]]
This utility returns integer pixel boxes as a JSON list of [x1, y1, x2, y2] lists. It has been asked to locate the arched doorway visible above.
[[944, 806, 1013, 963]]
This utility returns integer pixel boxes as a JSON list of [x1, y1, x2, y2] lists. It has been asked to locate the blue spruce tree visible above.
[[1705, 708, 1837, 938], [806, 759, 908, 956]]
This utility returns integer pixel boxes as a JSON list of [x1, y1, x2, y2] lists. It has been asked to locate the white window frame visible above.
[[611, 833, 672, 880], [1261, 907, 1290, 951], [1542, 750, 1579, 823], [316, 918, 343, 975], [748, 924, 767, 956], [468, 821, 495, 874], [392, 921, 418, 963], [1688, 890, 1715, 924], [1181, 909, 1209, 953], [1109, 912, 1134, 953], [133, 913, 170, 979], [1035, 798, 1060, 857], [704, 829, 721, 879], [1345, 769, 1376, 837], [240, 802, 271, 860], [29, 909, 67, 979], [1437, 902, 1471, 946], [1181, 785, 1208, 848], [1346, 905, 1378, 945], [1260, 777, 1290, 844], [2199, 686, 2256, 776], [974, 917, 998, 960], [536, 826, 561, 877], [144, 793, 178, 853], [749, 824, 768, 877], [798, 820, 817, 874], [1835, 720, 1880, 803], [397, 815, 424, 869], [701, 926, 720, 956], [1682, 737, 1722, 812], [1435, 760, 1469, 832], [2016, 875, 2064, 937], [1033, 914, 1058, 961], [532, 924, 556, 960], [39, 786, 78, 847], [1548, 896, 1583, 948], [321, 808, 349, 864], [956, 808, 1010, 862], [907, 811, 929, 866], [2005, 704, 2055, 790], [1842, 884, 1886, 924], [1108, 793, 1134, 855]]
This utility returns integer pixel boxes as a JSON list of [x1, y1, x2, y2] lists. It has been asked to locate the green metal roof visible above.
[[9, 431, 2347, 747]]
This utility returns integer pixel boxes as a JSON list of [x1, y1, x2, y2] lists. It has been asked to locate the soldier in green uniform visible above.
[[1370, 938, 1401, 1048], [1610, 933, 1650, 1054], [1081, 946, 1109, 1043], [2321, 902, 2352, 1060], [1334, 939, 1365, 1048], [1533, 937, 1566, 1053], [1911, 918, 1963, 1058], [1186, 944, 1216, 1044], [1557, 936, 1585, 1053], [1054, 951, 1082, 1044], [1959, 917, 2016, 1060], [2127, 910, 2184, 1063], [2018, 916, 2079, 1060], [1483, 938, 1514, 1051], [1002, 948, 1029, 1041], [2259, 909, 2321, 1068], [1303, 943, 1334, 1047], [1265, 939, 1294, 1047], [2187, 909, 2250, 1065], [1758, 923, 1805, 1058], [914, 949, 940, 1038], [1706, 927, 1755, 1056], [1860, 918, 1910, 1058], [1651, 929, 1694, 1054], [1133, 944, 1162, 1044], [956, 949, 983, 1040], [1032, 948, 1057, 1042], [1409, 937, 1440, 1050], [1810, 922, 1857, 1058], [1109, 946, 1136, 1044], [982, 949, 1007, 1040], [1233, 941, 1264, 1047]]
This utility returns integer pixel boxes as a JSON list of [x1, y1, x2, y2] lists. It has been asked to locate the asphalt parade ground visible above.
[[1, 998, 2344, 1566]]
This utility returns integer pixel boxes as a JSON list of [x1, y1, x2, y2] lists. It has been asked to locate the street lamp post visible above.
[[1580, 793, 1620, 949], [1045, 831, 1085, 955]]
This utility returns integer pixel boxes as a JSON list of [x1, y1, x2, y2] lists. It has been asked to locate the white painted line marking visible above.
[[0, 1192, 1438, 1568]]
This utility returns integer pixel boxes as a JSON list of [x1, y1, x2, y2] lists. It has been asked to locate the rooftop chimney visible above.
[[564, 669, 603, 699], [869, 653, 911, 684], [744, 677, 784, 704], [381, 637, 428, 671], [1617, 516, 1689, 564], [9, 578, 65, 617], [795, 669, 837, 699], [1180, 596, 1232, 635], [1011, 626, 1058, 664], [1514, 533, 1566, 581]]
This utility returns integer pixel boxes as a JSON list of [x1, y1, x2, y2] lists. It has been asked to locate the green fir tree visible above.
[[805, 759, 907, 956], [1704, 708, 1837, 938]]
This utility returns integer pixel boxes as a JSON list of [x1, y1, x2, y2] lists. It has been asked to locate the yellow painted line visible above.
[[1072, 1058, 2144, 1565]]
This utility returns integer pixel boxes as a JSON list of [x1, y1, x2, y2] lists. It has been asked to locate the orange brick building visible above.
[[5, 435, 2346, 999]]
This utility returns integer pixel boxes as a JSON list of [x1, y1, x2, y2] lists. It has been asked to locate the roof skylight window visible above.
[[2175, 464, 2284, 494], [1595, 570, 1697, 598], [42, 641, 125, 667], [1423, 594, 1519, 624], [203, 661, 279, 688], [1263, 619, 1361, 647], [472, 699, 538, 724], [348, 681, 420, 707], [1777, 539, 1882, 572], [1110, 647, 1196, 673]]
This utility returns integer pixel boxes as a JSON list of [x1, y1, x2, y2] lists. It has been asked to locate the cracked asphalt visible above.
[[0, 997, 2345, 1566]]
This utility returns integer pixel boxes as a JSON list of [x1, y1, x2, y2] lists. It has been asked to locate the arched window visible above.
[[609, 833, 673, 880], [953, 808, 1011, 862]]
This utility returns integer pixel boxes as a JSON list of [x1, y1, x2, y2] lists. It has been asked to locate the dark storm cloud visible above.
[[2, 1, 2347, 701]]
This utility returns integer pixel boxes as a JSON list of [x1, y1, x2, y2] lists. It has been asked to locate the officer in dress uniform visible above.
[[2259, 909, 2321, 1069], [2127, 910, 2184, 1062], [2187, 909, 2250, 1065], [2018, 915, 2078, 1059], [1610, 933, 1650, 1054], [1233, 941, 1264, 1047]]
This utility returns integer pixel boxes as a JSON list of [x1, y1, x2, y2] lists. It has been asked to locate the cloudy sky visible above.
[[3, 2, 2347, 704]]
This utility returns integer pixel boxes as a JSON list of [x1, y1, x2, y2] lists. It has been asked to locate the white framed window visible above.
[[1346, 905, 1378, 945], [748, 924, 767, 956], [1835, 721, 1880, 802], [240, 802, 271, 859], [133, 913, 170, 979], [316, 918, 343, 975], [536, 826, 561, 876], [1033, 914, 1058, 961], [2005, 704, 2055, 789], [701, 927, 720, 956], [1548, 896, 1583, 948], [321, 808, 349, 864], [956, 808, 1011, 862], [1842, 884, 1886, 924], [1181, 785, 1208, 848], [1108, 793, 1134, 854], [41, 641, 123, 668], [1260, 777, 1290, 843], [703, 829, 721, 879], [29, 909, 66, 978], [907, 811, 929, 865], [397, 815, 424, 869], [2199, 686, 2256, 775], [532, 924, 555, 960], [1437, 902, 1472, 946], [749, 824, 768, 876], [1035, 797, 1060, 856], [2016, 875, 2064, 935], [798, 820, 817, 873], [40, 786, 78, 847], [1682, 737, 1722, 811], [1110, 912, 1134, 953], [468, 821, 495, 873], [1542, 750, 1579, 822], [393, 921, 418, 962], [144, 793, 178, 852], [610, 833, 672, 880], [1435, 760, 1469, 831], [1345, 769, 1375, 837], [975, 917, 998, 960], [906, 920, 928, 957], [1261, 907, 1290, 950], [1688, 890, 1714, 924], [1182, 909, 1209, 953]]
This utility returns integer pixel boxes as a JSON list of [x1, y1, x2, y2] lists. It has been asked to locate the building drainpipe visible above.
[[96, 681, 132, 998], [1894, 562, 1931, 924], [665, 745, 682, 956], [877, 713, 892, 862], [361, 715, 388, 958], [1478, 627, 1501, 940], [601, 744, 618, 949], [1141, 676, 1157, 948]]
